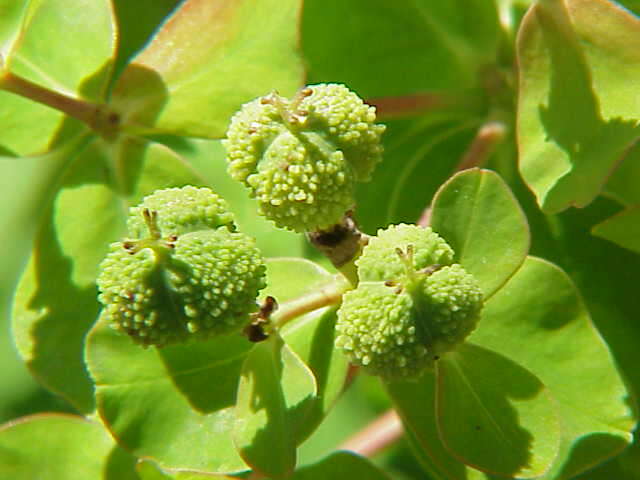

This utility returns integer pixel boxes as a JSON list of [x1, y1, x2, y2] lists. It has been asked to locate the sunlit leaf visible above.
[[234, 333, 317, 478], [112, 0, 304, 138], [264, 258, 349, 442], [87, 314, 252, 473], [0, 414, 137, 480], [517, 0, 640, 213], [470, 256, 635, 478], [430, 168, 530, 298], [436, 343, 559, 478]]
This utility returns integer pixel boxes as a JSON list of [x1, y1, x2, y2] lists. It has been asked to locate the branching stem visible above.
[[0, 69, 119, 138], [454, 120, 507, 172], [273, 275, 349, 328]]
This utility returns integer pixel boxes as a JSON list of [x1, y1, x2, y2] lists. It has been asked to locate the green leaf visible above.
[[12, 137, 210, 413], [302, 0, 500, 97], [263, 258, 337, 301], [436, 343, 560, 478], [110, 0, 182, 82], [5, 0, 115, 99], [430, 168, 530, 299], [0, 0, 115, 155], [0, 414, 138, 480], [87, 314, 252, 474], [517, 0, 640, 213], [0, 133, 90, 302], [0, 1, 28, 58], [12, 143, 125, 413], [264, 258, 349, 443], [470, 256, 635, 478], [292, 451, 391, 480], [112, 0, 304, 138], [592, 205, 640, 254], [233, 334, 317, 478], [387, 346, 559, 480], [388, 256, 633, 479]]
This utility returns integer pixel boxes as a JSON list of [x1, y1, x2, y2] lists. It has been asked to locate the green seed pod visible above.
[[127, 186, 235, 238], [336, 265, 483, 379], [420, 264, 483, 350], [356, 224, 455, 282], [336, 224, 483, 379], [97, 229, 266, 347], [246, 133, 355, 232], [336, 282, 432, 378], [223, 83, 385, 232]]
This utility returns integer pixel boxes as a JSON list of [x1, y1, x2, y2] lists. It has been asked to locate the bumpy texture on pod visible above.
[[295, 83, 385, 182], [356, 223, 454, 282], [335, 224, 483, 379], [223, 84, 385, 232], [97, 186, 266, 347], [127, 186, 235, 238]]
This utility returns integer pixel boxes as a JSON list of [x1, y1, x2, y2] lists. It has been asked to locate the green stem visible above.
[[0, 69, 119, 137], [273, 275, 349, 329]]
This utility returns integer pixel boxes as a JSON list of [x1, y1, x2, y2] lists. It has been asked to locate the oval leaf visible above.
[[233, 333, 317, 478], [430, 168, 530, 299], [470, 256, 635, 478], [87, 314, 252, 473], [112, 0, 304, 138], [0, 414, 137, 480], [436, 343, 560, 478], [517, 0, 640, 213]]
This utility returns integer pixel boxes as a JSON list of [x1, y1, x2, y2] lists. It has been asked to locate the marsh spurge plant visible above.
[[80, 84, 631, 480], [2, 0, 638, 476]]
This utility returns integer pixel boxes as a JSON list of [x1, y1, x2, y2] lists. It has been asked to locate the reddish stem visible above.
[[338, 409, 404, 457], [417, 120, 507, 227], [454, 121, 506, 172]]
